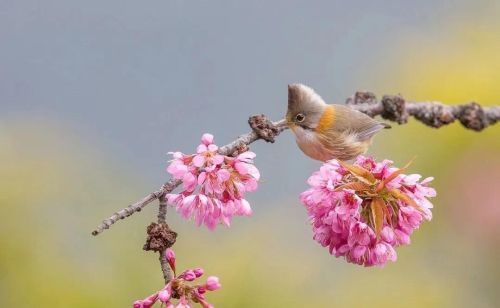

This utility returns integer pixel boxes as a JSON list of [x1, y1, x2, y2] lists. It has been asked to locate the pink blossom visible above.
[[400, 174, 436, 220], [398, 206, 423, 233], [302, 161, 344, 205], [193, 142, 224, 168], [348, 222, 374, 247], [166, 134, 260, 230], [394, 228, 411, 245], [167, 159, 189, 179], [300, 156, 436, 267], [133, 249, 221, 308], [380, 226, 395, 245], [368, 243, 397, 266], [233, 152, 260, 181], [334, 190, 362, 219], [346, 244, 368, 265]]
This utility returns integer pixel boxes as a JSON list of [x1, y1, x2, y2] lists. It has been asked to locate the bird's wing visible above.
[[331, 104, 390, 141]]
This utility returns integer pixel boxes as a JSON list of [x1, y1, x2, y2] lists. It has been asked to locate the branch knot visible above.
[[143, 222, 177, 252], [346, 92, 381, 117], [411, 102, 455, 128], [457, 102, 487, 131], [381, 94, 408, 124], [248, 114, 280, 143], [346, 91, 378, 105]]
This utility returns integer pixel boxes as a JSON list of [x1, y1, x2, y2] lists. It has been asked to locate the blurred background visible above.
[[1, 1, 499, 307]]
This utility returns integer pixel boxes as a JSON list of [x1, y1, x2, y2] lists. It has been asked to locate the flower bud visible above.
[[205, 276, 221, 291], [193, 267, 204, 278], [165, 248, 176, 273], [201, 133, 214, 145], [197, 286, 207, 295], [158, 289, 171, 302], [181, 269, 196, 281]]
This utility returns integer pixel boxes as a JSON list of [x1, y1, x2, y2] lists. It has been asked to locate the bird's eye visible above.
[[295, 113, 305, 122]]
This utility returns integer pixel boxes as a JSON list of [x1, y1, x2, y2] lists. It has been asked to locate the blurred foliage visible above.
[[1, 5, 500, 308]]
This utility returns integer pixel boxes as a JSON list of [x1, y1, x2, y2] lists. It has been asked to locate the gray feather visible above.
[[331, 104, 389, 141]]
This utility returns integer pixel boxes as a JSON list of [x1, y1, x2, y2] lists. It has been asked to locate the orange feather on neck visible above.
[[315, 105, 335, 133]]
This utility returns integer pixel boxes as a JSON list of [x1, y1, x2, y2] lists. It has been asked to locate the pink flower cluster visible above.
[[300, 156, 436, 266], [133, 249, 221, 308], [166, 134, 260, 230]]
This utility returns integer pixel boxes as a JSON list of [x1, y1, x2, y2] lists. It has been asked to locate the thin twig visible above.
[[158, 194, 168, 224], [91, 119, 287, 236], [159, 248, 172, 284], [92, 179, 180, 236], [157, 194, 173, 283]]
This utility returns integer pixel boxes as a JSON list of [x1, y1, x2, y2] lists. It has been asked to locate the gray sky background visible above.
[[0, 0, 491, 201]]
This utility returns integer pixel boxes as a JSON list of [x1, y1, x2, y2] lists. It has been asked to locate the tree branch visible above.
[[91, 94, 499, 236], [157, 194, 168, 224], [157, 195, 173, 283], [91, 117, 287, 236], [91, 179, 180, 236], [347, 92, 500, 130]]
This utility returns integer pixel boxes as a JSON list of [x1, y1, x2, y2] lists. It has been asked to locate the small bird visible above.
[[286, 83, 390, 161]]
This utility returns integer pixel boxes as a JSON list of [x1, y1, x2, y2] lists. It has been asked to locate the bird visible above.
[[286, 83, 390, 162]]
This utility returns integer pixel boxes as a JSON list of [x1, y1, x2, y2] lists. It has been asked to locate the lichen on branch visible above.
[[347, 91, 500, 130]]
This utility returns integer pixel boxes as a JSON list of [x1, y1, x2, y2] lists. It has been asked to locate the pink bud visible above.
[[192, 288, 206, 302], [165, 248, 176, 274], [205, 276, 221, 291], [181, 269, 196, 281], [133, 300, 143, 308], [193, 267, 204, 278], [142, 293, 159, 308], [197, 286, 207, 295], [165, 248, 175, 262], [158, 289, 171, 302], [201, 133, 214, 145]]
